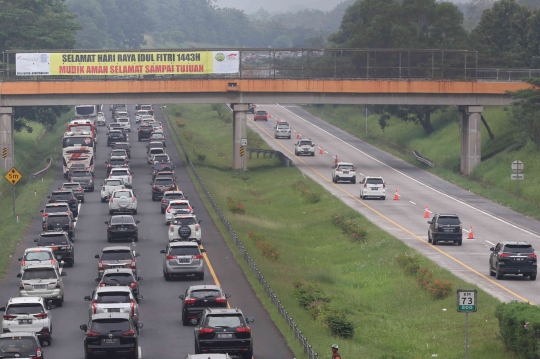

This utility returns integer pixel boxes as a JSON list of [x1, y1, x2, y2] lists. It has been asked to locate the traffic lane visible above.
[[248, 105, 539, 303]]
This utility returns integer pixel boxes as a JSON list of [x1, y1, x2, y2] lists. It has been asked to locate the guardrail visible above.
[[412, 150, 435, 167], [247, 148, 292, 167], [163, 107, 319, 359], [32, 158, 53, 178]]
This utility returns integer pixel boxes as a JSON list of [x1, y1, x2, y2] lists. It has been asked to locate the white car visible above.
[[17, 264, 66, 306], [359, 176, 386, 200], [332, 162, 357, 184], [109, 189, 138, 215], [147, 148, 165, 164], [18, 247, 59, 274], [97, 112, 106, 126], [165, 199, 193, 224], [100, 178, 125, 202], [152, 154, 170, 165], [0, 297, 54, 346], [294, 138, 315, 156], [168, 214, 202, 244], [109, 149, 128, 160], [274, 120, 292, 139], [84, 286, 141, 324], [109, 168, 133, 188], [116, 117, 131, 132], [135, 110, 151, 123]]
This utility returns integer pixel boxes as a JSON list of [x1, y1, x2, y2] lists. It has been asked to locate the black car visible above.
[[69, 170, 95, 192], [151, 176, 176, 201], [48, 190, 79, 216], [113, 142, 131, 158], [137, 123, 153, 141], [59, 182, 85, 202], [179, 285, 230, 325], [0, 333, 44, 359], [107, 130, 126, 146], [96, 268, 143, 296], [106, 156, 129, 175], [160, 191, 186, 213], [489, 241, 537, 280], [80, 312, 141, 359], [42, 212, 76, 240], [35, 231, 75, 267], [105, 215, 140, 242], [193, 308, 254, 358], [427, 214, 462, 246]]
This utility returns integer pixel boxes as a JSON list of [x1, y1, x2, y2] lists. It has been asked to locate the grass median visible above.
[[0, 114, 71, 277], [165, 104, 515, 359]]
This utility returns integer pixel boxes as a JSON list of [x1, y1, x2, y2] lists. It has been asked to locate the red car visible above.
[[254, 110, 268, 121]]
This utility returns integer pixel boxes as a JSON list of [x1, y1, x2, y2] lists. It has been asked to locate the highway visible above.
[[0, 106, 293, 358], [248, 104, 540, 305]]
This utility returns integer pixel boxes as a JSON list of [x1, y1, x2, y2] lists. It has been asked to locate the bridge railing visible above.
[[3, 48, 540, 82]]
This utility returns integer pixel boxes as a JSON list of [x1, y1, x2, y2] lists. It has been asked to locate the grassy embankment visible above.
[[301, 105, 540, 221], [0, 114, 71, 276], [165, 104, 514, 359]]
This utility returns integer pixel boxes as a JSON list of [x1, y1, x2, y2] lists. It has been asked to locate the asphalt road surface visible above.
[[0, 105, 293, 359], [248, 104, 540, 305]]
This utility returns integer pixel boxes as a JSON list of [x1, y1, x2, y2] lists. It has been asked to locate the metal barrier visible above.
[[32, 158, 53, 178], [412, 150, 435, 167], [247, 148, 292, 167], [162, 107, 318, 359]]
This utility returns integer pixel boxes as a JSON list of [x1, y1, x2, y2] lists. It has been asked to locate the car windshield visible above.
[[299, 141, 312, 146], [45, 205, 69, 213], [62, 184, 80, 189], [91, 319, 130, 333], [106, 180, 123, 186], [45, 216, 70, 227], [171, 203, 189, 209], [113, 191, 132, 198], [103, 273, 134, 285], [277, 125, 289, 129], [72, 171, 91, 177], [97, 292, 130, 303], [190, 290, 220, 299], [111, 170, 129, 176], [150, 149, 164, 155], [437, 217, 461, 225], [137, 110, 148, 116], [504, 245, 534, 253], [111, 150, 126, 156], [51, 193, 73, 200], [150, 123, 161, 128], [39, 234, 69, 245], [101, 250, 133, 261], [169, 246, 200, 256], [117, 118, 129, 123], [111, 216, 134, 224], [155, 178, 173, 185], [63, 137, 93, 147], [25, 251, 53, 261], [6, 304, 44, 315], [114, 144, 129, 150], [256, 111, 267, 115], [110, 159, 126, 166], [338, 165, 354, 170], [22, 268, 57, 280], [164, 194, 184, 201], [109, 131, 121, 135], [151, 134, 164, 139], [173, 217, 196, 225], [207, 315, 243, 328], [366, 178, 384, 184], [116, 112, 128, 117], [0, 337, 38, 354]]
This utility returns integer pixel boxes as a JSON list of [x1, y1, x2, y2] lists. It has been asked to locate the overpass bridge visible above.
[[0, 48, 535, 174]]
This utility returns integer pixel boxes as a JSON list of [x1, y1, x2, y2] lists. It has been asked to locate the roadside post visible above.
[[457, 289, 477, 359], [4, 167, 22, 217], [511, 160, 524, 195], [240, 138, 247, 177]]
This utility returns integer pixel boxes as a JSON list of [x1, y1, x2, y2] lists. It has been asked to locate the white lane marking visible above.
[[409, 201, 416, 205], [74, 203, 82, 228], [359, 173, 364, 176], [138, 346, 142, 358], [486, 240, 495, 245], [463, 228, 469, 233], [324, 151, 329, 154], [278, 105, 540, 239]]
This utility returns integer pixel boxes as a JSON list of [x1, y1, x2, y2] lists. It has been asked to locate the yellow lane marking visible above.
[[249, 118, 531, 303]]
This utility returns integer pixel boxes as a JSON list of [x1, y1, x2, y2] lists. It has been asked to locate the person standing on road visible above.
[[331, 344, 341, 359]]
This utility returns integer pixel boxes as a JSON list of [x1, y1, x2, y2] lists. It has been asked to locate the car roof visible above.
[[500, 241, 532, 246], [62, 182, 81, 186], [7, 297, 44, 304], [45, 203, 69, 207], [40, 230, 68, 236], [365, 176, 383, 179], [91, 312, 131, 321], [189, 285, 221, 291], [170, 199, 190, 204], [109, 156, 127, 161], [110, 168, 129, 172], [436, 214, 459, 217], [204, 308, 244, 315], [102, 246, 133, 252], [336, 162, 354, 166], [164, 191, 184, 195], [110, 215, 135, 221], [186, 354, 231, 359], [24, 247, 54, 253], [172, 214, 196, 219], [23, 263, 58, 270], [95, 285, 132, 293], [102, 268, 135, 275], [170, 241, 199, 248], [299, 138, 312, 141], [51, 190, 72, 194], [113, 142, 129, 146], [0, 332, 39, 339]]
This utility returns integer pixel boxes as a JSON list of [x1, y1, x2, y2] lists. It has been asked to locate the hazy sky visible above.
[[215, 0, 468, 13]]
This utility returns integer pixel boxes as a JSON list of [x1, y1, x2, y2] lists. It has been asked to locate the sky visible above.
[[214, 0, 468, 14]]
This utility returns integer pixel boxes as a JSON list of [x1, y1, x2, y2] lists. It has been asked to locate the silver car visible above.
[[100, 178, 125, 202], [17, 264, 67, 306], [109, 189, 138, 215], [0, 297, 54, 346], [95, 246, 139, 278], [18, 247, 59, 274], [84, 286, 141, 325], [160, 242, 205, 280], [109, 168, 133, 188]]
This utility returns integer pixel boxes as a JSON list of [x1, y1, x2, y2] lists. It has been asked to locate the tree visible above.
[[273, 35, 293, 48], [115, 0, 152, 48], [509, 78, 540, 147], [373, 105, 442, 135], [526, 7, 540, 67], [13, 106, 70, 133]]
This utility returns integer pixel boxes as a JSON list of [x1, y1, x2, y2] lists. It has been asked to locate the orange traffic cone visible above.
[[319, 147, 323, 154], [468, 226, 474, 239], [296, 132, 300, 139], [334, 156, 339, 164], [394, 189, 399, 200], [424, 206, 430, 218]]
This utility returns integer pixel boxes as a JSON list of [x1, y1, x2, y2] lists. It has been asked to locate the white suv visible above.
[[84, 286, 141, 326], [332, 162, 357, 184], [165, 199, 193, 225], [116, 117, 131, 132], [274, 120, 292, 139], [109, 168, 133, 188], [359, 176, 386, 200], [168, 214, 202, 244], [101, 178, 125, 202], [17, 264, 67, 306], [0, 297, 53, 346], [294, 138, 315, 156], [109, 189, 138, 215]]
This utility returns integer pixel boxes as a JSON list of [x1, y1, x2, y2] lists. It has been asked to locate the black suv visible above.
[[35, 231, 75, 266], [427, 214, 462, 246], [489, 241, 537, 280], [80, 312, 141, 359], [42, 212, 76, 240], [193, 308, 254, 358], [106, 156, 130, 175], [69, 170, 95, 192], [179, 285, 230, 325], [113, 142, 131, 158], [151, 176, 176, 201], [137, 123, 153, 141], [59, 182, 85, 202], [107, 130, 126, 146], [47, 190, 79, 216], [105, 215, 140, 242]]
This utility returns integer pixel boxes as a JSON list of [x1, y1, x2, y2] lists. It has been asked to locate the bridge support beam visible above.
[[0, 107, 14, 172], [232, 104, 248, 170], [459, 106, 483, 176]]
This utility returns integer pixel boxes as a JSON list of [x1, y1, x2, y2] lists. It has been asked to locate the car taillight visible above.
[[199, 327, 214, 334], [92, 300, 97, 314], [215, 296, 227, 303], [130, 260, 136, 270], [33, 313, 48, 319], [192, 254, 203, 259], [383, 182, 386, 189], [69, 223, 73, 230], [528, 254, 537, 259], [161, 199, 168, 204], [132, 197, 136, 201], [363, 183, 367, 188], [36, 348, 43, 359], [3, 314, 16, 320], [154, 187, 159, 191], [21, 260, 26, 266], [99, 283, 106, 287], [166, 207, 171, 212], [130, 299, 135, 317], [195, 224, 199, 230], [109, 197, 114, 202], [42, 213, 48, 217], [79, 188, 83, 192], [44, 224, 49, 230], [185, 298, 196, 305], [236, 326, 251, 333], [169, 186, 175, 190], [166, 255, 176, 260], [19, 281, 24, 290], [500, 253, 511, 258], [98, 261, 104, 270], [129, 282, 137, 288], [86, 329, 99, 337], [169, 226, 174, 232], [434, 227, 438, 232], [122, 328, 136, 336]]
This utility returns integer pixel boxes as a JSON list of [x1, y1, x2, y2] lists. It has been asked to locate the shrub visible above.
[[197, 154, 206, 162], [307, 300, 329, 320], [427, 280, 453, 300], [184, 130, 193, 141], [496, 301, 540, 358], [395, 254, 420, 275], [332, 214, 367, 242], [293, 282, 329, 310], [176, 118, 186, 128], [324, 310, 355, 339], [416, 269, 433, 290], [256, 240, 279, 261], [170, 30, 186, 44], [226, 197, 245, 214], [291, 179, 321, 204]]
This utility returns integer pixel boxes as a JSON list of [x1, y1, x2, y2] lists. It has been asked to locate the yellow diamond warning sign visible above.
[[4, 167, 22, 186]]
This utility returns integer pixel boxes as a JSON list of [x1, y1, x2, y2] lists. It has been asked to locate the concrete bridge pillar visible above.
[[459, 105, 483, 176], [232, 104, 248, 170], [0, 107, 14, 171]]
